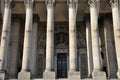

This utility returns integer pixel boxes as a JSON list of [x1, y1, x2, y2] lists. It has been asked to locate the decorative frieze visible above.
[[110, 0, 119, 8]]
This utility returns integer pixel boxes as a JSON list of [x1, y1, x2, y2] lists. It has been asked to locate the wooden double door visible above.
[[57, 53, 67, 78]]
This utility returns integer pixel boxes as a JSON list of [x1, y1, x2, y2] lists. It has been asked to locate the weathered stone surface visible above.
[[92, 71, 106, 79], [18, 71, 31, 80], [43, 71, 55, 80], [0, 72, 5, 80], [68, 71, 80, 79]]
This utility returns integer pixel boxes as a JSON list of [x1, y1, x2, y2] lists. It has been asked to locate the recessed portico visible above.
[[0, 0, 119, 80]]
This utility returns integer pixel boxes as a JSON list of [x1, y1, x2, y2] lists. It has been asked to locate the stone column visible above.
[[110, 0, 120, 79], [30, 22, 38, 78], [86, 18, 93, 77], [104, 17, 117, 78], [67, 0, 80, 79], [0, 1, 12, 79], [88, 0, 106, 79], [43, 0, 55, 79], [18, 0, 33, 79], [8, 20, 20, 78]]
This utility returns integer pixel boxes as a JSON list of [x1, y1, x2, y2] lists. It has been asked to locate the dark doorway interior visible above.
[[57, 53, 67, 78]]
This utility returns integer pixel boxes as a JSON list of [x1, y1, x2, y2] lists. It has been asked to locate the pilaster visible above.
[[104, 17, 117, 78], [110, 0, 120, 79], [8, 19, 20, 78]]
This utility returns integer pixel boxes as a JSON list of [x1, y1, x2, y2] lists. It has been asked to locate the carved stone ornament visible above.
[[110, 0, 119, 8], [46, 0, 55, 8], [24, 0, 34, 9], [1, 0, 12, 8], [67, 0, 78, 8], [88, 0, 98, 8]]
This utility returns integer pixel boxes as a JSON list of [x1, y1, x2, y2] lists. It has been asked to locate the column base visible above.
[[18, 71, 31, 80], [43, 71, 55, 80], [88, 73, 92, 78], [92, 70, 106, 79], [0, 71, 5, 80], [117, 70, 120, 79], [68, 71, 81, 79]]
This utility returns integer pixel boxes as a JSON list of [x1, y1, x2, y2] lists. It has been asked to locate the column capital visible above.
[[88, 0, 99, 8], [67, 0, 78, 8], [46, 0, 55, 8], [110, 0, 119, 8], [24, 0, 34, 9], [1, 0, 12, 9]]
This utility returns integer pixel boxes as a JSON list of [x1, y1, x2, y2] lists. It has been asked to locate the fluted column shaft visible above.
[[110, 0, 120, 78], [0, 1, 11, 71], [45, 2, 54, 71], [21, 1, 33, 71], [89, 1, 101, 71], [69, 5, 77, 71]]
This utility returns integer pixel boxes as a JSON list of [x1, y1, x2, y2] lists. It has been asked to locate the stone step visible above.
[[8, 78, 119, 80]]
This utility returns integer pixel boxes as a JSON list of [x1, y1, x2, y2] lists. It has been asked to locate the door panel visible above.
[[57, 53, 67, 78]]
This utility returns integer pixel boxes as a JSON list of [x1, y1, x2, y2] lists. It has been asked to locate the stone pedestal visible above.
[[0, 72, 5, 80], [43, 71, 55, 80], [92, 71, 106, 79], [18, 71, 31, 80], [68, 71, 80, 79]]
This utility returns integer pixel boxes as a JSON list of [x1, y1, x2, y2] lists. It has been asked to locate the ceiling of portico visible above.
[[0, 0, 112, 21]]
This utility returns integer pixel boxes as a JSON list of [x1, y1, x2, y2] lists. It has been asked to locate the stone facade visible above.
[[0, 0, 120, 80]]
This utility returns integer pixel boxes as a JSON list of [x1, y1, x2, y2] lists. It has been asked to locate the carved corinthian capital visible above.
[[1, 0, 12, 8], [88, 0, 98, 8], [67, 0, 78, 8], [24, 0, 34, 9], [110, 0, 119, 8], [46, 0, 55, 8]]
